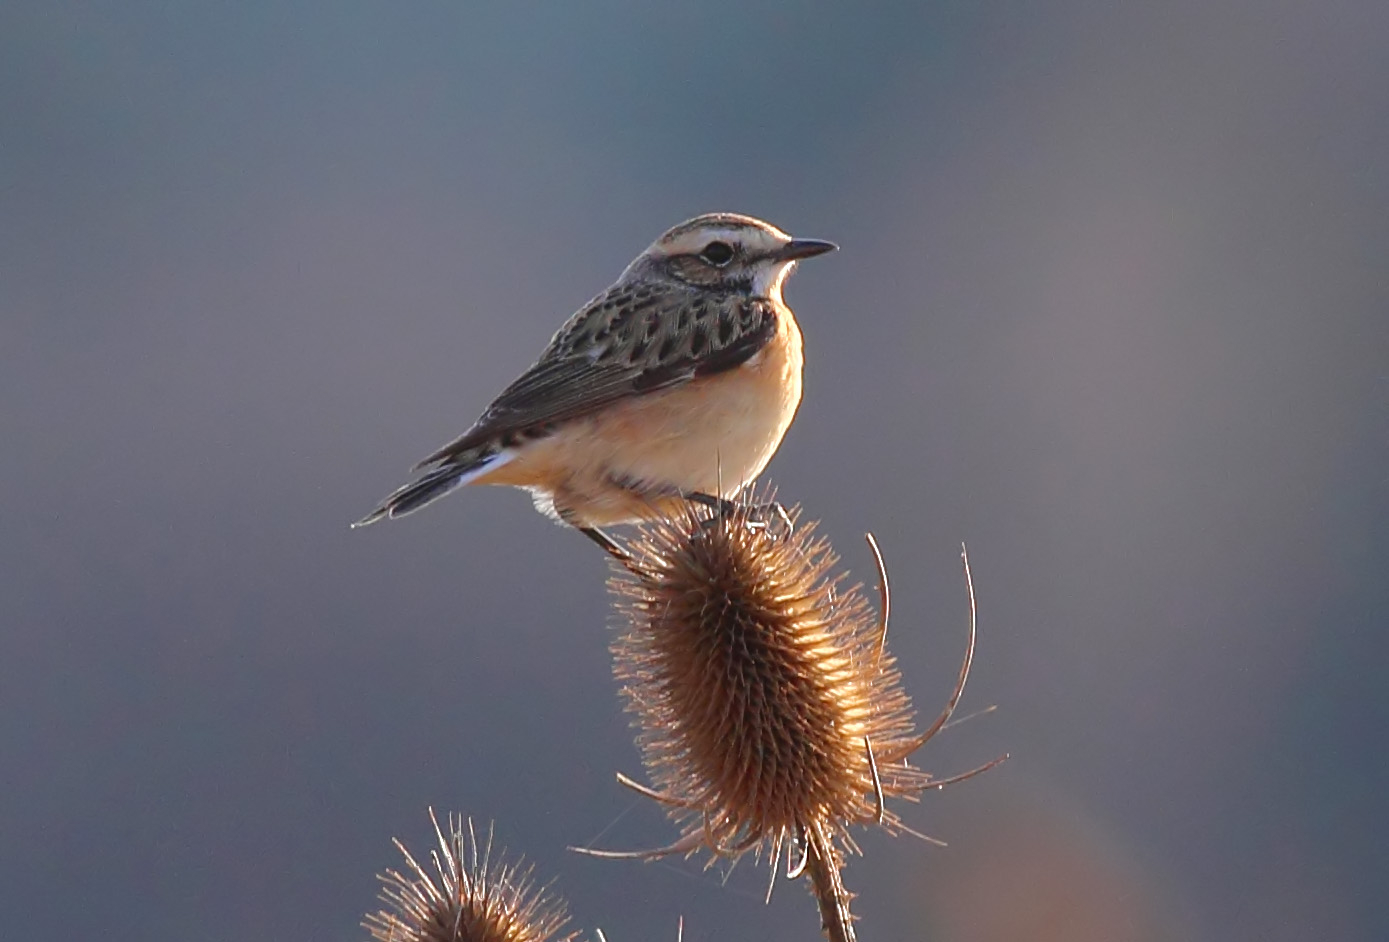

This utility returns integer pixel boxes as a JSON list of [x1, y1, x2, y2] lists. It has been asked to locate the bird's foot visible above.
[[745, 499, 794, 538], [685, 492, 793, 539]]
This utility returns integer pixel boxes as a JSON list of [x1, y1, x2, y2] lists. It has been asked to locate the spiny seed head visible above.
[[366, 810, 579, 942], [609, 498, 952, 866]]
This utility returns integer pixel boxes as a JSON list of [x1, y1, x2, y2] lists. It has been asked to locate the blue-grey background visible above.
[[3, 3, 1386, 940]]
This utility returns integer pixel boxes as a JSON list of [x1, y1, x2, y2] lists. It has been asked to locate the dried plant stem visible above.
[[804, 821, 856, 942]]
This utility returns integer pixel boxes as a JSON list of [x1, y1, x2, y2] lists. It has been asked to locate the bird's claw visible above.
[[743, 500, 794, 539], [686, 492, 793, 539]]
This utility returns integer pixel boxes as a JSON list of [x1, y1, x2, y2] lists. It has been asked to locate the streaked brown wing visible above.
[[414, 293, 776, 468]]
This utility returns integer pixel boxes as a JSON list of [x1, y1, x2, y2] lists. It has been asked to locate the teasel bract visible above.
[[579, 495, 1005, 942], [367, 809, 580, 942]]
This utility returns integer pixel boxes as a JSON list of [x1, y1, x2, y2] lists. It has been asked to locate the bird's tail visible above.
[[352, 448, 514, 528]]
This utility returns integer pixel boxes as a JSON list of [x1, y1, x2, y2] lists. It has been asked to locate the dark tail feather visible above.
[[351, 465, 467, 528]]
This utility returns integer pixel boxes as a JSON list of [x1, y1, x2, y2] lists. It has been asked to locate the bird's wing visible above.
[[413, 289, 776, 469]]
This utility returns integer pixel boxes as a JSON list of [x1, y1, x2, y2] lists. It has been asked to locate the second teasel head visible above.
[[367, 810, 580, 942]]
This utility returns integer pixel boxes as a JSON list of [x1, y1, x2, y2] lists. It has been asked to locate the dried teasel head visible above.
[[577, 495, 1005, 940], [367, 809, 580, 942]]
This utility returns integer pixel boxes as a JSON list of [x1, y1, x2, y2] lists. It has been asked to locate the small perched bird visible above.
[[354, 212, 835, 551]]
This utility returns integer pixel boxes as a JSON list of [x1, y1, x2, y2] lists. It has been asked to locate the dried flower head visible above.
[[579, 495, 1004, 941], [367, 809, 579, 942]]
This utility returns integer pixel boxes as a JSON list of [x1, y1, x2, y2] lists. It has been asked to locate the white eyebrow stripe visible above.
[[662, 226, 787, 257]]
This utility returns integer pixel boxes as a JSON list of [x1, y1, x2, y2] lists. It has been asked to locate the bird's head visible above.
[[631, 213, 836, 302]]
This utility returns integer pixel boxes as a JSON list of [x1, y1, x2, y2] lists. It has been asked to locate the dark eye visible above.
[[699, 241, 734, 266]]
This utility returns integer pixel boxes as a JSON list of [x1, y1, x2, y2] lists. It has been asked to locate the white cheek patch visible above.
[[753, 261, 794, 302]]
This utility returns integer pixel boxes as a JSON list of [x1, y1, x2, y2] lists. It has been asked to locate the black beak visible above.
[[775, 238, 838, 262]]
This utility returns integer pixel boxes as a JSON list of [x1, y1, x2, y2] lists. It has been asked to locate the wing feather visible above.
[[414, 291, 775, 468]]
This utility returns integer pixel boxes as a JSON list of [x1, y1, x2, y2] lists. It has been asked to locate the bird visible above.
[[354, 212, 836, 555]]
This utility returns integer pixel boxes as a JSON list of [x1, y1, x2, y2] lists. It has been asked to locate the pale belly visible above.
[[476, 315, 804, 527]]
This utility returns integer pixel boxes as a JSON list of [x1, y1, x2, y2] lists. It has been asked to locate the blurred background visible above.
[[2, 2, 1386, 940]]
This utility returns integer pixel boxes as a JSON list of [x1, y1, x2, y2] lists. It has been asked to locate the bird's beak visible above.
[[774, 238, 838, 262]]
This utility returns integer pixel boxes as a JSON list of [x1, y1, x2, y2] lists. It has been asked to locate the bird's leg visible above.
[[557, 499, 634, 565], [683, 491, 736, 515], [578, 526, 632, 564], [685, 492, 793, 538]]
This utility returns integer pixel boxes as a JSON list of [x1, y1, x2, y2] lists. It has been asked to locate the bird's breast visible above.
[[592, 302, 803, 489], [477, 303, 804, 524]]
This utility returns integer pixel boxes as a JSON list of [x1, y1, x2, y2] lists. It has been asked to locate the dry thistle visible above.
[[367, 809, 579, 942], [577, 496, 1005, 942]]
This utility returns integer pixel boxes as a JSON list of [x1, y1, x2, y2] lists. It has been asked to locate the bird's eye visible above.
[[699, 241, 735, 266]]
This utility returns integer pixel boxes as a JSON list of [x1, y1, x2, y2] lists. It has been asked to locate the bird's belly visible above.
[[482, 322, 803, 527], [595, 360, 801, 495]]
